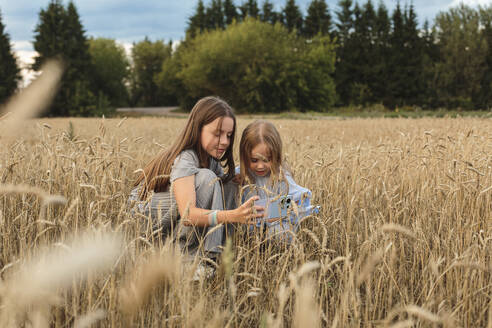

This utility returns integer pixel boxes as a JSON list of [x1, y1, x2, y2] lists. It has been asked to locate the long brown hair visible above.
[[239, 120, 284, 185], [134, 96, 236, 200]]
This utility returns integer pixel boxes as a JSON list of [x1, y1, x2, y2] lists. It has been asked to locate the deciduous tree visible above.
[[88, 38, 130, 107], [130, 38, 173, 106]]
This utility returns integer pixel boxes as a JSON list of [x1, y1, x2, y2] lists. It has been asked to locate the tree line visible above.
[[0, 0, 491, 116]]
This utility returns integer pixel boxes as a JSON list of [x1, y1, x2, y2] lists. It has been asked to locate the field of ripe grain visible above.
[[0, 116, 490, 327]]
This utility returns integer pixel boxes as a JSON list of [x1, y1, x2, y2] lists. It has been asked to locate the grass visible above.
[[118, 105, 492, 120], [0, 115, 490, 327]]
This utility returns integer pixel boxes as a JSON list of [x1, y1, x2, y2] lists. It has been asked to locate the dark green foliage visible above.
[[304, 0, 332, 38], [184, 0, 492, 110], [401, 4, 426, 106], [178, 0, 492, 111], [0, 9, 21, 104], [383, 3, 426, 108], [334, 0, 355, 104], [206, 0, 225, 29], [187, 0, 207, 37], [32, 0, 66, 72], [384, 2, 405, 107], [477, 6, 492, 109], [371, 1, 391, 102], [335, 0, 353, 44], [223, 0, 238, 24], [420, 19, 439, 108], [260, 0, 279, 24], [239, 0, 260, 19], [158, 19, 336, 112], [155, 44, 195, 109], [282, 0, 303, 32], [33, 0, 106, 116], [88, 38, 130, 108], [130, 38, 174, 107], [297, 35, 337, 111], [354, 0, 377, 104], [432, 4, 488, 109]]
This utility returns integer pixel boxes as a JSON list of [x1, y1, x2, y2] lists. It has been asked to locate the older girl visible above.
[[129, 96, 264, 258]]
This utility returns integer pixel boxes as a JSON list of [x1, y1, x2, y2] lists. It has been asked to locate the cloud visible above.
[[12, 41, 38, 88], [449, 0, 491, 7]]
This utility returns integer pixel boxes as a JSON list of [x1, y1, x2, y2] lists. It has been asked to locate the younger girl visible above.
[[128, 96, 264, 259], [237, 120, 317, 242]]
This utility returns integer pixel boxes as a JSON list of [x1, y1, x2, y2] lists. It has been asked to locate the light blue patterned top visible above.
[[236, 166, 317, 230]]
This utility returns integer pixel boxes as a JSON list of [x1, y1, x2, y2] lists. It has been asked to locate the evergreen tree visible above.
[[379, 2, 425, 107], [304, 0, 332, 38], [335, 0, 353, 45], [282, 0, 303, 32], [421, 19, 439, 107], [187, 0, 207, 37], [371, 1, 391, 101], [334, 0, 355, 104], [386, 2, 406, 107], [421, 19, 439, 65], [361, 0, 376, 43], [260, 0, 279, 24], [206, 0, 225, 29], [375, 1, 390, 43], [248, 0, 260, 18], [64, 1, 98, 115], [353, 0, 378, 104], [401, 3, 425, 105], [32, 0, 66, 72], [33, 0, 98, 116], [65, 2, 91, 71], [239, 0, 260, 19], [0, 10, 21, 104], [239, 2, 248, 19], [347, 2, 371, 104], [223, 0, 238, 25]]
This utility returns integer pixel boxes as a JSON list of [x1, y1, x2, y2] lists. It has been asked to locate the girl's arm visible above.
[[173, 176, 264, 226]]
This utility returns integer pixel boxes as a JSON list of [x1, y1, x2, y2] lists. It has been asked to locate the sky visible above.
[[1, 0, 490, 85]]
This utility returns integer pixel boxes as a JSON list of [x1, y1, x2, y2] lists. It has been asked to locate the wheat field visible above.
[[0, 114, 491, 327]]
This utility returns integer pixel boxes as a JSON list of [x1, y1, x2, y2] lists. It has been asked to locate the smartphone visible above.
[[255, 196, 292, 220]]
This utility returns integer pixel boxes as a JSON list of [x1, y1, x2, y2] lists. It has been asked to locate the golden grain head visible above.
[[0, 59, 64, 138]]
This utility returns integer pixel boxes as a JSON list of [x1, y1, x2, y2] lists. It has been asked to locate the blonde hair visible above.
[[239, 120, 286, 188]]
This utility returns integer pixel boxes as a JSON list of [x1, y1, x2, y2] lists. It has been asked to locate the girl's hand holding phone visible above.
[[235, 196, 265, 224]]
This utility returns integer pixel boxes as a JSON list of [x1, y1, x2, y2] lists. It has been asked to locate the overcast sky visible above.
[[0, 0, 489, 84]]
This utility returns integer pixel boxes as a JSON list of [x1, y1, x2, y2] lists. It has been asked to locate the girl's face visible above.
[[201, 116, 234, 160], [249, 142, 271, 177]]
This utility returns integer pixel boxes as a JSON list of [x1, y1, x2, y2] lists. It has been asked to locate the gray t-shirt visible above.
[[170, 149, 223, 183], [128, 149, 223, 230]]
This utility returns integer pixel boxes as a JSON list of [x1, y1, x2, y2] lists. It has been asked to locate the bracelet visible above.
[[208, 210, 218, 226]]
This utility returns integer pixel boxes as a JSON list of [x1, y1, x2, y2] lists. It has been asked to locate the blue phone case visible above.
[[255, 196, 292, 219]]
